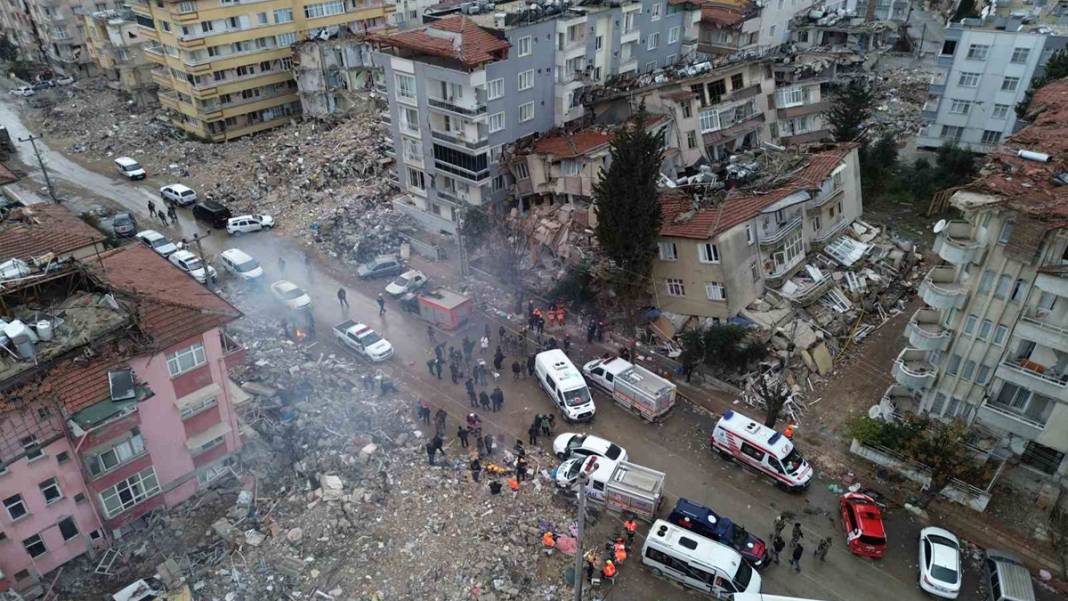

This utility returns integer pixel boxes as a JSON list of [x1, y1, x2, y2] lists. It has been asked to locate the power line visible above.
[[18, 133, 58, 203]]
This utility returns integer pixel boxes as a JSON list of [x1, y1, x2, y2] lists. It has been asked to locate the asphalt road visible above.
[[3, 94, 1058, 601]]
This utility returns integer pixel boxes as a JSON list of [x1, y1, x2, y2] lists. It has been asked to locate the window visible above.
[[949, 99, 971, 114], [517, 36, 531, 57], [665, 278, 685, 296], [647, 32, 659, 50], [86, 430, 145, 477], [275, 31, 297, 47], [99, 468, 161, 518], [651, 2, 662, 20], [21, 434, 42, 461], [56, 451, 69, 464], [179, 395, 218, 419], [963, 314, 977, 334], [58, 517, 79, 541], [669, 26, 680, 44], [705, 282, 726, 301], [745, 224, 754, 245], [1010, 279, 1026, 302], [517, 69, 534, 91], [177, 1, 195, 13], [595, 35, 603, 50], [561, 159, 580, 176], [698, 243, 720, 263], [200, 21, 215, 33], [994, 274, 1012, 298], [966, 44, 989, 60], [4, 494, 27, 520], [487, 78, 503, 100], [658, 242, 678, 261], [394, 73, 416, 103], [946, 354, 961, 375], [257, 12, 268, 25], [401, 107, 419, 134], [776, 87, 805, 108], [981, 130, 1001, 145], [407, 168, 426, 191], [991, 104, 1010, 119], [1020, 442, 1064, 475], [1010, 47, 1030, 64], [274, 8, 293, 23], [513, 161, 529, 180], [518, 102, 534, 123], [941, 126, 964, 142], [1001, 77, 1020, 92], [976, 364, 992, 384], [977, 319, 992, 340], [993, 325, 1008, 346], [997, 221, 1014, 244], [740, 442, 765, 461], [167, 342, 206, 377], [957, 72, 980, 87], [304, 1, 344, 19], [961, 360, 976, 381], [686, 130, 697, 149], [23, 534, 46, 558], [731, 73, 744, 90], [39, 478, 61, 504], [994, 383, 1054, 426], [699, 108, 720, 132]]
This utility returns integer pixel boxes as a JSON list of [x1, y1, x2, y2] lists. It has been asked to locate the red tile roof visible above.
[[532, 130, 612, 158], [660, 144, 855, 239], [701, 5, 746, 27], [373, 16, 510, 67], [0, 204, 106, 261]]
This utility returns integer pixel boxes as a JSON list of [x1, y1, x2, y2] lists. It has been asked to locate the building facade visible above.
[[293, 33, 382, 117], [371, 0, 701, 233], [0, 0, 130, 76], [129, 0, 395, 141], [891, 79, 1068, 495], [84, 9, 160, 109], [651, 143, 861, 319], [916, 8, 1068, 153]]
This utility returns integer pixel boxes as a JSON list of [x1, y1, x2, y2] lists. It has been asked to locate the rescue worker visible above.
[[457, 425, 469, 449], [601, 559, 616, 581], [623, 516, 638, 547], [613, 538, 627, 564], [508, 477, 520, 494], [469, 456, 481, 482], [784, 423, 796, 439], [542, 531, 556, 551], [771, 534, 785, 564]]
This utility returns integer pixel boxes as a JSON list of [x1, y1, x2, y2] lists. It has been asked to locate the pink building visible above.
[[0, 243, 244, 597]]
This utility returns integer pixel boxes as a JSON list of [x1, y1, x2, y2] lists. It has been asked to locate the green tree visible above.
[[1016, 49, 1068, 118], [903, 418, 984, 508], [933, 144, 977, 188], [701, 324, 766, 372], [827, 79, 874, 142], [860, 136, 900, 194], [907, 158, 935, 204], [678, 329, 705, 382], [593, 105, 664, 322], [459, 208, 490, 251], [0, 35, 17, 62]]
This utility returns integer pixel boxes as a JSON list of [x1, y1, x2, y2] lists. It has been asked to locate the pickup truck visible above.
[[555, 456, 665, 522], [332, 321, 394, 362], [582, 357, 676, 421]]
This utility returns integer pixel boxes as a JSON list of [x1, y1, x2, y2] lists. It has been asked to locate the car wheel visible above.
[[717, 450, 733, 461], [651, 568, 663, 578], [556, 452, 565, 460]]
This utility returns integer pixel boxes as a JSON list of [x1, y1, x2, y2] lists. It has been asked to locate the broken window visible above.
[[100, 468, 160, 518], [108, 369, 136, 402]]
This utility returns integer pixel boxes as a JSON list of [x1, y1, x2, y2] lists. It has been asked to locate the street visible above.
[[2, 93, 1055, 601]]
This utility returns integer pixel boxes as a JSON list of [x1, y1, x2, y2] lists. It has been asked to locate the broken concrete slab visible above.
[[811, 343, 834, 376]]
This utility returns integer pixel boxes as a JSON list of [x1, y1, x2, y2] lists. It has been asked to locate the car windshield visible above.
[[563, 460, 583, 480], [563, 387, 592, 407], [604, 444, 622, 460], [859, 534, 885, 546], [181, 190, 194, 197], [782, 448, 805, 473], [391, 275, 410, 288], [114, 215, 132, 225], [280, 287, 305, 300], [125, 162, 142, 171], [358, 331, 383, 345], [931, 564, 958, 584], [733, 559, 753, 591], [150, 238, 170, 248], [185, 258, 204, 271], [236, 258, 260, 273]]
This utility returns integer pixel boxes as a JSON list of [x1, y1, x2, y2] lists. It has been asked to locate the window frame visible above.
[[518, 102, 534, 123], [39, 478, 62, 505], [517, 69, 534, 91], [489, 111, 505, 133], [99, 467, 161, 519], [658, 242, 678, 261], [22, 534, 46, 559], [517, 35, 532, 57], [697, 242, 720, 264], [166, 342, 206, 377], [957, 72, 980, 87], [665, 278, 685, 297], [4, 494, 28, 521], [487, 78, 503, 100], [705, 281, 726, 301]]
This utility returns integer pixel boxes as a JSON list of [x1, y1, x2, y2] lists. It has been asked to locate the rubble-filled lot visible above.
[[867, 65, 935, 140]]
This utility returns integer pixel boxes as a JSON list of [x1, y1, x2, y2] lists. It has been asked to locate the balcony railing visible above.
[[427, 97, 486, 117], [933, 220, 983, 265], [759, 215, 802, 245], [919, 265, 968, 310], [1035, 271, 1068, 298], [906, 309, 952, 351], [892, 348, 936, 390], [431, 129, 488, 151]]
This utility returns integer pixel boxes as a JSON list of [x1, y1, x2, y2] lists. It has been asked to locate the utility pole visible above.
[[572, 472, 588, 601], [182, 231, 207, 258], [916, 22, 927, 59], [18, 133, 58, 203], [456, 211, 470, 277]]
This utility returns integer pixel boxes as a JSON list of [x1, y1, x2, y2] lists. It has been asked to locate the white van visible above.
[[710, 410, 812, 490], [553, 455, 618, 503], [534, 349, 595, 421], [642, 519, 761, 598], [115, 156, 146, 180]]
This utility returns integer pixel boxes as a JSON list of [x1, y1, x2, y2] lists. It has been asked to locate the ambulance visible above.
[[710, 410, 812, 490]]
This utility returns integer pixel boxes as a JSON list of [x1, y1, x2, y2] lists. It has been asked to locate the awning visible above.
[[185, 421, 231, 451], [226, 379, 250, 406], [174, 383, 221, 412]]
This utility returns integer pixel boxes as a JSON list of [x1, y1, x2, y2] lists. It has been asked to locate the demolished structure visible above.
[[293, 33, 382, 118], [83, 9, 160, 110]]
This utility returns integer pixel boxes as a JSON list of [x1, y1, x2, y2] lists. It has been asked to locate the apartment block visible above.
[[0, 0, 128, 75], [650, 143, 861, 319], [889, 78, 1068, 493], [129, 0, 395, 141], [85, 9, 160, 109], [371, 0, 701, 233], [293, 33, 382, 117], [0, 0, 43, 62], [741, 0, 817, 49], [695, 2, 748, 56], [0, 221, 245, 596], [916, 3, 1067, 153]]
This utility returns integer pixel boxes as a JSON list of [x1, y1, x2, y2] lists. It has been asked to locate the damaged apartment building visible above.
[[84, 9, 160, 109], [294, 33, 383, 118], [0, 207, 246, 597], [886, 78, 1068, 498]]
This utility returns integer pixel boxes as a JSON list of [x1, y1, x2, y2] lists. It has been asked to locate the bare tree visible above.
[[754, 372, 790, 428], [905, 418, 982, 508]]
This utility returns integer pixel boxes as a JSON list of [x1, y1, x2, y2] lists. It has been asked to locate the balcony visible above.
[[431, 129, 487, 151], [919, 266, 968, 310], [933, 220, 983, 265], [892, 348, 937, 390], [996, 355, 1068, 400], [221, 331, 246, 370], [759, 215, 802, 245], [906, 309, 952, 351], [977, 402, 1045, 441], [880, 384, 919, 415], [427, 97, 486, 117], [1035, 271, 1068, 298], [1016, 308, 1068, 354]]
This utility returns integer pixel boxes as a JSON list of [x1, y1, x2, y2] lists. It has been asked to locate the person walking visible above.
[[469, 456, 481, 482], [479, 391, 490, 411], [493, 347, 505, 371], [457, 426, 469, 449], [480, 335, 489, 354], [623, 516, 638, 547], [771, 534, 785, 564], [483, 433, 494, 456], [526, 354, 536, 377], [147, 199, 157, 217], [465, 378, 477, 407], [335, 287, 348, 310], [815, 537, 831, 562], [277, 256, 286, 273], [168, 205, 178, 223], [377, 294, 386, 316], [790, 542, 804, 573], [772, 514, 787, 540], [434, 358, 443, 380], [511, 360, 522, 381], [528, 421, 539, 445], [491, 386, 504, 412], [790, 523, 804, 550]]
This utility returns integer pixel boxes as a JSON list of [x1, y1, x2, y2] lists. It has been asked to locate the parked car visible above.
[[333, 321, 394, 362], [839, 492, 887, 558], [384, 269, 428, 297], [168, 250, 217, 284], [552, 433, 627, 462], [226, 214, 274, 235], [135, 230, 178, 257], [55, 75, 75, 85], [668, 498, 768, 569], [218, 248, 264, 282], [356, 254, 403, 279], [981, 549, 1035, 601], [111, 212, 137, 238], [192, 200, 233, 229], [31, 80, 54, 91], [160, 184, 198, 206], [270, 280, 311, 311], [114, 156, 146, 180], [9, 86, 34, 97], [919, 527, 962, 599]]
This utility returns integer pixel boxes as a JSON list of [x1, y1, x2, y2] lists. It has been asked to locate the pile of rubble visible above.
[[868, 66, 935, 140]]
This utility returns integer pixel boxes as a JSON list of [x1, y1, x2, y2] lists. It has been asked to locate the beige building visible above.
[[0, 0, 127, 75], [651, 143, 862, 320], [129, 0, 394, 141], [888, 79, 1068, 494], [85, 10, 159, 109]]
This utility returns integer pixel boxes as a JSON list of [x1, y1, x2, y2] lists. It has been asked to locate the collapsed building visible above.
[[293, 33, 383, 119], [83, 9, 160, 110], [0, 209, 245, 597]]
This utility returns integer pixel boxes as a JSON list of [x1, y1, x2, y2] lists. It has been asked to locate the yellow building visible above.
[[129, 0, 394, 141]]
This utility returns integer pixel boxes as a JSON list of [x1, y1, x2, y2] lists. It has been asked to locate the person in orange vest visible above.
[[508, 477, 520, 493], [602, 559, 617, 580], [542, 531, 556, 552], [623, 517, 638, 547], [613, 537, 627, 563], [784, 423, 796, 439]]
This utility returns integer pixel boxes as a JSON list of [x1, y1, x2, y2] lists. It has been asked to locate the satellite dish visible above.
[[933, 219, 947, 234], [868, 405, 888, 420]]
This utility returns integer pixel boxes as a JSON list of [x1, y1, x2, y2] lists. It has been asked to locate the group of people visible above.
[[526, 414, 554, 445], [769, 515, 832, 573], [580, 516, 639, 585], [146, 200, 179, 227]]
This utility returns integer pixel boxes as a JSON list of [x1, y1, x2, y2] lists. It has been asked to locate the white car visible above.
[[168, 250, 217, 284], [160, 184, 198, 206], [919, 527, 962, 599], [218, 248, 264, 282], [226, 214, 274, 235], [55, 75, 75, 85], [9, 86, 34, 97], [552, 433, 628, 462], [384, 269, 428, 297], [135, 230, 178, 257], [270, 280, 311, 311], [114, 156, 146, 180]]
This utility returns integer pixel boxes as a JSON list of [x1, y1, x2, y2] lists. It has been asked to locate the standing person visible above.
[[790, 523, 804, 550], [426, 358, 436, 377], [337, 287, 349, 308], [147, 199, 157, 218], [377, 294, 386, 316], [479, 391, 491, 411], [527, 354, 536, 377], [770, 534, 785, 564], [513, 439, 525, 457], [815, 537, 831, 561], [493, 347, 505, 371], [434, 358, 443, 380], [528, 420, 539, 445], [477, 360, 488, 385], [462, 337, 474, 364], [511, 360, 522, 381], [417, 400, 431, 424], [790, 542, 804, 573], [434, 409, 447, 437], [540, 414, 552, 437], [480, 335, 490, 354], [498, 325, 506, 342], [465, 378, 477, 407], [483, 433, 494, 456], [623, 516, 638, 547], [586, 321, 596, 344], [277, 256, 286, 273], [426, 441, 436, 465], [772, 514, 787, 541], [430, 434, 444, 460], [427, 325, 436, 344], [449, 361, 460, 385], [563, 334, 571, 353], [457, 425, 469, 449], [516, 455, 528, 482], [168, 205, 178, 223], [491, 386, 504, 412], [469, 456, 481, 482]]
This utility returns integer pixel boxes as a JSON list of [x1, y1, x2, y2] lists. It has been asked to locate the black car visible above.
[[192, 200, 233, 229], [668, 498, 769, 568], [111, 213, 137, 238]]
